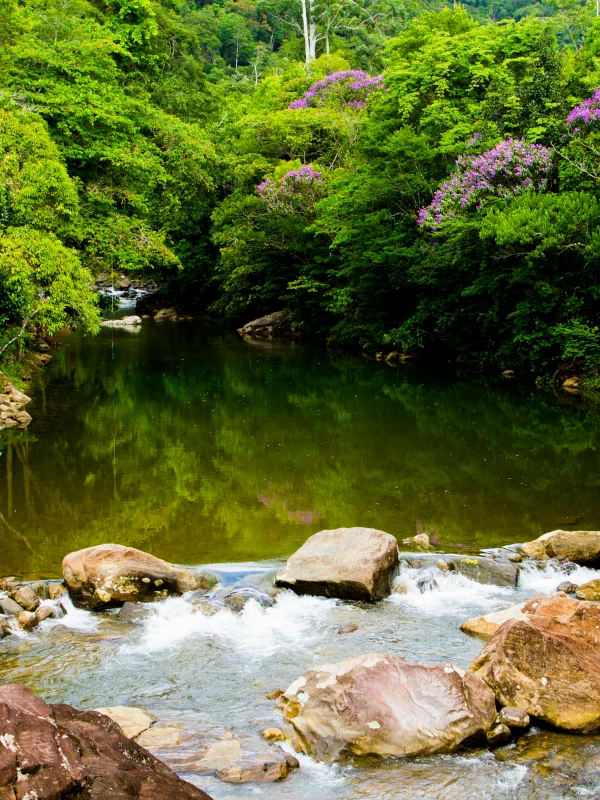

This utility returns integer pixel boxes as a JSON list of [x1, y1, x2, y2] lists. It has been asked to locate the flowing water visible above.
[[2, 322, 600, 798]]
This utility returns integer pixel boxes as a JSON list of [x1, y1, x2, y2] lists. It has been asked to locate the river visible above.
[[1, 322, 600, 798]]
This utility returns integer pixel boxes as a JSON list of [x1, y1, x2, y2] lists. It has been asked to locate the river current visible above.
[[2, 322, 600, 798]]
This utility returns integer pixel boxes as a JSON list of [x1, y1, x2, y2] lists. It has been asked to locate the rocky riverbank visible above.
[[4, 528, 600, 798]]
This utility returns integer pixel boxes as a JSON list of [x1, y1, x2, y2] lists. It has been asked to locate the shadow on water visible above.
[[1, 321, 600, 578]]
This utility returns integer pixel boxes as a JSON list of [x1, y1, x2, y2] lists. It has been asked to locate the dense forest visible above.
[[2, 0, 600, 378]]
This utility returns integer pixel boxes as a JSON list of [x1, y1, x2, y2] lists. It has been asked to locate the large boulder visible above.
[[62, 544, 217, 609], [279, 653, 496, 761], [237, 311, 296, 340], [471, 594, 600, 732], [275, 527, 399, 601], [520, 529, 600, 564], [0, 684, 212, 799]]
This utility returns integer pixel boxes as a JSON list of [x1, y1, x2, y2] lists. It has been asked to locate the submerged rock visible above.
[[275, 527, 399, 601], [280, 653, 496, 761], [223, 587, 274, 612], [94, 706, 155, 739], [471, 594, 600, 732], [0, 684, 213, 799], [62, 543, 217, 609], [520, 529, 600, 564]]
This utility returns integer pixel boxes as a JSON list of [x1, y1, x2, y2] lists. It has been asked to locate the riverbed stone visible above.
[[280, 653, 496, 761], [16, 610, 38, 630], [446, 555, 518, 587], [34, 605, 55, 624], [461, 601, 529, 640], [0, 597, 23, 616], [47, 581, 66, 600], [275, 527, 399, 601], [62, 543, 217, 609], [557, 580, 578, 594], [575, 579, 600, 601], [135, 726, 181, 748], [9, 584, 40, 612], [94, 705, 155, 738], [498, 707, 530, 729], [0, 684, 213, 799], [471, 594, 600, 732], [520, 529, 600, 564], [486, 723, 512, 747], [223, 586, 274, 612]]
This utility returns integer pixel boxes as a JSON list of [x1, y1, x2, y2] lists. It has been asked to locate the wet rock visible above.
[[266, 690, 284, 700], [520, 529, 600, 564], [118, 601, 155, 622], [102, 315, 143, 327], [498, 707, 530, 729], [417, 575, 438, 593], [62, 543, 217, 609], [34, 606, 55, 624], [563, 376, 580, 390], [9, 584, 40, 612], [280, 654, 496, 761], [0, 615, 12, 638], [0, 597, 23, 616], [507, 552, 523, 563], [435, 559, 449, 571], [275, 527, 399, 601], [557, 580, 578, 594], [575, 579, 600, 601], [0, 577, 17, 591], [47, 581, 66, 600], [237, 311, 296, 340], [136, 726, 181, 748], [223, 587, 274, 612], [471, 594, 600, 731], [337, 622, 358, 634], [154, 307, 186, 322], [0, 684, 212, 799], [94, 706, 155, 739], [446, 555, 518, 588], [261, 728, 285, 743], [461, 601, 528, 640], [403, 533, 432, 550], [16, 610, 37, 630], [486, 723, 512, 747]]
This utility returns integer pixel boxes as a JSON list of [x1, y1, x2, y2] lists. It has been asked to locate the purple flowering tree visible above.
[[288, 70, 384, 110], [567, 91, 600, 130], [418, 138, 552, 229], [257, 165, 325, 215], [560, 91, 600, 182]]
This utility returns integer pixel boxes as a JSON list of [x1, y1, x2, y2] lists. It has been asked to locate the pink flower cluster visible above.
[[567, 90, 600, 129], [257, 165, 325, 214], [418, 138, 552, 229], [288, 70, 384, 110]]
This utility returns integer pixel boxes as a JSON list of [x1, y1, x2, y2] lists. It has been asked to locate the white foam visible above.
[[518, 560, 599, 594], [389, 565, 514, 614], [280, 741, 348, 786], [46, 596, 99, 632], [122, 590, 337, 657]]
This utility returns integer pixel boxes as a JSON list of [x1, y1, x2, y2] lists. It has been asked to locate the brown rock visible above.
[[16, 610, 38, 630], [280, 654, 496, 761], [47, 581, 67, 600], [266, 690, 284, 700], [520, 530, 600, 564], [471, 594, 600, 732], [62, 543, 217, 609], [136, 726, 181, 748], [575, 579, 600, 601], [275, 527, 399, 601], [0, 684, 212, 799], [337, 623, 358, 634], [498, 707, 530, 729], [486, 723, 512, 747], [9, 585, 40, 612], [0, 597, 23, 616], [461, 602, 528, 640], [557, 581, 578, 595], [261, 728, 285, 742], [34, 606, 55, 624]]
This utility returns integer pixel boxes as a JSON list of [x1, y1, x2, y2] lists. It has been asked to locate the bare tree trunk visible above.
[[301, 0, 311, 64], [309, 0, 317, 60], [325, 26, 330, 54]]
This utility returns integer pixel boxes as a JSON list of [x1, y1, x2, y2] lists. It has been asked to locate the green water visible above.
[[1, 322, 599, 579]]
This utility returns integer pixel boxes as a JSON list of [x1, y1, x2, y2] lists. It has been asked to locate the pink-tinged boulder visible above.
[[471, 594, 600, 732], [62, 544, 217, 609], [0, 684, 212, 799], [279, 654, 496, 761], [461, 602, 529, 640], [520, 529, 600, 564], [275, 527, 399, 601]]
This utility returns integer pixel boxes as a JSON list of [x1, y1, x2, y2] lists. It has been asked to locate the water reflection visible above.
[[1, 322, 599, 578]]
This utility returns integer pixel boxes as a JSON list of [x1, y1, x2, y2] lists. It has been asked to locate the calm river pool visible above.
[[1, 322, 600, 798]]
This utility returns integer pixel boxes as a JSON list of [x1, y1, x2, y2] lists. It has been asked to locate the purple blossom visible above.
[[288, 71, 384, 111], [418, 138, 552, 229], [567, 91, 600, 128], [257, 164, 325, 214]]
